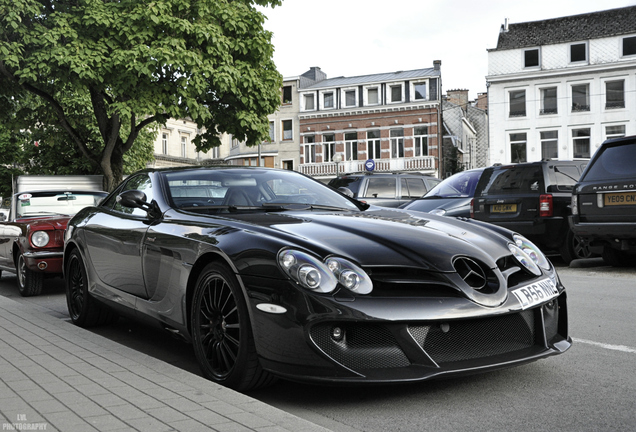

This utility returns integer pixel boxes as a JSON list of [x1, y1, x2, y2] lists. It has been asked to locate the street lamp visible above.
[[332, 153, 343, 178]]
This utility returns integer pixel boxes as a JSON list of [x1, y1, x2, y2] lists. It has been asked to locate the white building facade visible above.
[[487, 7, 636, 165]]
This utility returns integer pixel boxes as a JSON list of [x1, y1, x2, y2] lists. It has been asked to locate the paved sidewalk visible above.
[[0, 295, 329, 432]]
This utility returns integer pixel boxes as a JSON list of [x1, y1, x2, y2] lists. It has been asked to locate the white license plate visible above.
[[511, 279, 559, 309]]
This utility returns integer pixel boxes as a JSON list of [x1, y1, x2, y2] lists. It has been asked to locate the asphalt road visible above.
[[1, 258, 634, 432]]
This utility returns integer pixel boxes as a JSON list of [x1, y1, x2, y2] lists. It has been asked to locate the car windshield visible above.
[[425, 170, 483, 198], [164, 168, 362, 212], [582, 142, 636, 181], [475, 166, 544, 196], [16, 191, 107, 219]]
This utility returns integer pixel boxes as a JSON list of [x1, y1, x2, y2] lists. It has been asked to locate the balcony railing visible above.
[[299, 156, 436, 177]]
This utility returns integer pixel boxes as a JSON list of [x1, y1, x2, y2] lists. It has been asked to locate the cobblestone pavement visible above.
[[0, 295, 329, 432]]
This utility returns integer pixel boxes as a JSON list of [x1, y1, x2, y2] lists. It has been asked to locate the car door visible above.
[[83, 174, 154, 298]]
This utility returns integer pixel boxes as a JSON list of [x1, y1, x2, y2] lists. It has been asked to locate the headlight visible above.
[[429, 208, 446, 216], [508, 243, 541, 276], [31, 231, 50, 247], [277, 249, 373, 294], [513, 234, 551, 270]]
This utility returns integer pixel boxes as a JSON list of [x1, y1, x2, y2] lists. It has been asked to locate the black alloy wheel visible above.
[[65, 249, 115, 327], [191, 262, 274, 391], [560, 229, 593, 265], [16, 252, 43, 297]]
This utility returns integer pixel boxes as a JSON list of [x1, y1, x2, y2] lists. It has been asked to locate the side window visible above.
[[402, 178, 426, 198], [364, 178, 396, 198], [112, 174, 154, 216]]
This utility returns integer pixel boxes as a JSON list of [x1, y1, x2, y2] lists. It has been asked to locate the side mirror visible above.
[[338, 187, 354, 198], [117, 190, 148, 209]]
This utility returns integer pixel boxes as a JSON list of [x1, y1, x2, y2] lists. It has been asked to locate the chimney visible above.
[[446, 89, 469, 110], [433, 60, 441, 71]]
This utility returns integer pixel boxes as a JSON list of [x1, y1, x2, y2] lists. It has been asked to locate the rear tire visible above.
[[559, 230, 593, 265], [191, 262, 275, 391], [16, 252, 43, 297], [601, 246, 632, 267], [65, 249, 116, 326]]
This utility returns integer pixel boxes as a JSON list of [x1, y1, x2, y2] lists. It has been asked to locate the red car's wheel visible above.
[[16, 252, 43, 297]]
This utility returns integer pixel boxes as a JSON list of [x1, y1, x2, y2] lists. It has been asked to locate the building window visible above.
[[510, 133, 527, 163], [181, 136, 187, 158], [390, 129, 404, 158], [367, 130, 381, 160], [231, 135, 239, 148], [606, 125, 626, 140], [413, 82, 427, 100], [524, 48, 539, 67], [540, 87, 557, 115], [413, 126, 428, 156], [344, 89, 356, 107], [162, 133, 168, 154], [366, 87, 379, 105], [572, 84, 590, 112], [540, 131, 558, 159], [622, 36, 636, 56], [344, 132, 358, 161], [572, 128, 591, 158], [282, 86, 292, 104], [389, 84, 403, 103], [570, 43, 587, 63], [303, 135, 316, 164], [323, 91, 334, 109], [303, 94, 315, 111], [282, 120, 292, 140], [509, 90, 526, 117], [268, 121, 275, 143], [322, 133, 335, 162], [606, 80, 625, 109]]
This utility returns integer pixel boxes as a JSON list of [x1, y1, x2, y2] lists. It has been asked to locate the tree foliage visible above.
[[0, 0, 283, 190]]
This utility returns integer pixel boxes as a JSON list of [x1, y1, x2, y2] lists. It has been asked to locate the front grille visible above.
[[366, 267, 462, 298], [310, 323, 410, 370], [409, 310, 536, 365]]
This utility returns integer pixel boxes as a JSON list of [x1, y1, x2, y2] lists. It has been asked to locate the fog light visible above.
[[331, 326, 344, 341], [37, 262, 47, 270]]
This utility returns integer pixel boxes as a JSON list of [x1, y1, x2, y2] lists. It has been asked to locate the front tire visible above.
[[16, 252, 43, 297], [191, 262, 275, 391], [65, 249, 115, 326]]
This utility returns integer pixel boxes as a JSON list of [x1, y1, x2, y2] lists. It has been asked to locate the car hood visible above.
[[15, 216, 70, 230], [406, 197, 472, 212], [227, 207, 512, 273]]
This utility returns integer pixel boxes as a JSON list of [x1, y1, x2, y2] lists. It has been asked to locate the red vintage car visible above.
[[0, 188, 107, 296]]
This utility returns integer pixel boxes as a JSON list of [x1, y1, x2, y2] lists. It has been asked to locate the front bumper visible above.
[[22, 250, 64, 274], [245, 275, 570, 384]]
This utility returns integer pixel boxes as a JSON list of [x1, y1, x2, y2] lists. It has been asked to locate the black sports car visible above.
[[64, 166, 571, 391]]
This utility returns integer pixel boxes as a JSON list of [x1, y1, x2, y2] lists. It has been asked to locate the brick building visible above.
[[294, 62, 443, 180]]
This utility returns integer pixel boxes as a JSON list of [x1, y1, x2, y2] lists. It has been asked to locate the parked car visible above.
[[471, 160, 590, 264], [64, 166, 570, 392], [328, 171, 441, 207], [0, 175, 107, 296], [400, 168, 485, 217], [569, 135, 636, 266]]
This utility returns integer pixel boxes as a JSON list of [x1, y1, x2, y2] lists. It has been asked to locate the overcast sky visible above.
[[259, 0, 636, 100]]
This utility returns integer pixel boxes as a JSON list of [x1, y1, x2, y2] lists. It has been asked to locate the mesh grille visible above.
[[310, 324, 410, 370], [409, 310, 536, 364]]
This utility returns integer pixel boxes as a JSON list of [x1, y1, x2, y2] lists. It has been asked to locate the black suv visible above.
[[471, 160, 589, 264], [569, 135, 636, 266], [328, 172, 441, 208]]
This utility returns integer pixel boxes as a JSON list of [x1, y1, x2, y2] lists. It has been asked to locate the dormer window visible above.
[[365, 86, 380, 105], [622, 35, 636, 56], [303, 93, 315, 111], [524, 48, 540, 68], [570, 42, 587, 63], [412, 81, 427, 101], [342, 88, 357, 108], [322, 91, 334, 109], [387, 83, 404, 104]]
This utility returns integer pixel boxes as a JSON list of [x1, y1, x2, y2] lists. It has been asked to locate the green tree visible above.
[[0, 0, 282, 190]]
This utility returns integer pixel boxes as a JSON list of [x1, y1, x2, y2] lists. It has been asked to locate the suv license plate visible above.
[[604, 192, 636, 206], [512, 279, 559, 309], [491, 204, 517, 213]]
